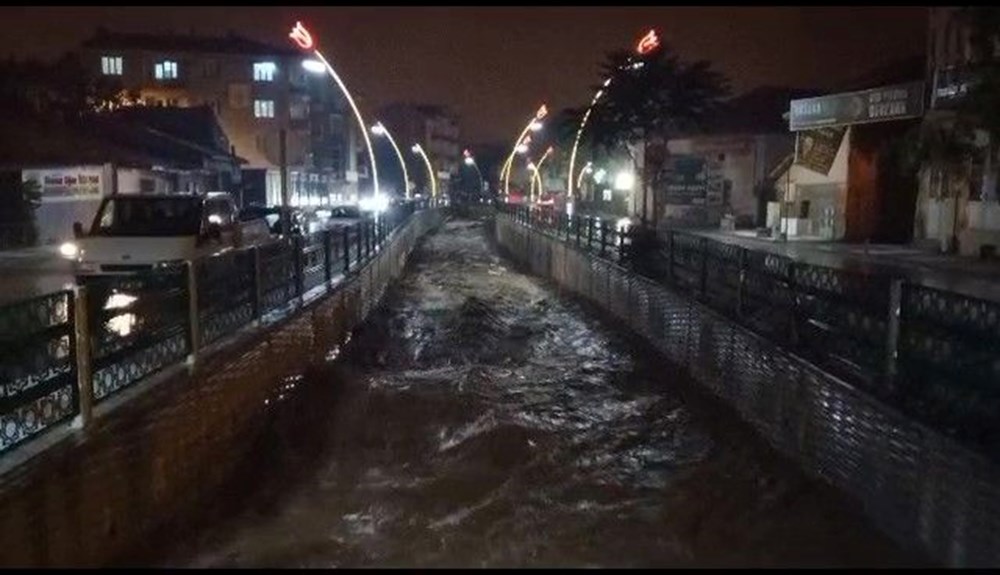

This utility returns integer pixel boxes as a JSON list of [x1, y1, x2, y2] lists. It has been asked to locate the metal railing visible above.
[[0, 203, 421, 456], [502, 203, 1000, 460], [497, 211, 1000, 567]]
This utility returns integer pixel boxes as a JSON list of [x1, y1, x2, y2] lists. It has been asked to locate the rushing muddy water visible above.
[[158, 217, 918, 568]]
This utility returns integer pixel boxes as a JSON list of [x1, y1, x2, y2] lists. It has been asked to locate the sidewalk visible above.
[[688, 229, 1000, 302]]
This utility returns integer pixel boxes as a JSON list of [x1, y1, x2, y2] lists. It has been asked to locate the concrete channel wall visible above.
[[495, 214, 1000, 568], [0, 209, 442, 567]]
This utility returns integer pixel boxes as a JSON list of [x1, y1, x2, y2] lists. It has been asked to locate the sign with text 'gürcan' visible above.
[[788, 82, 924, 131]]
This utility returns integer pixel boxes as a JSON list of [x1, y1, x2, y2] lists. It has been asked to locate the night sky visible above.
[[0, 7, 927, 144]]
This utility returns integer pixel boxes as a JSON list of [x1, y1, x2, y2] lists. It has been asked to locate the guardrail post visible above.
[[73, 285, 94, 429], [251, 246, 262, 321], [575, 216, 582, 247], [699, 237, 708, 299], [365, 221, 372, 259], [587, 218, 595, 252], [343, 226, 351, 273], [599, 223, 607, 258], [356, 222, 363, 266], [323, 229, 333, 289], [186, 260, 200, 370], [736, 247, 747, 318], [667, 230, 675, 283], [787, 261, 800, 347], [293, 236, 304, 303], [884, 278, 904, 393]]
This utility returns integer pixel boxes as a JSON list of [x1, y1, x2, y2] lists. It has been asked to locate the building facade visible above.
[[913, 7, 1000, 256], [81, 28, 362, 209], [2, 106, 242, 244], [377, 103, 461, 197]]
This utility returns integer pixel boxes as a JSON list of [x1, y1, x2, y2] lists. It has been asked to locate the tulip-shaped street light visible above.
[[529, 146, 554, 204], [411, 144, 437, 202], [372, 122, 411, 199], [501, 105, 548, 199], [292, 21, 379, 198], [463, 149, 485, 194], [565, 29, 660, 204]]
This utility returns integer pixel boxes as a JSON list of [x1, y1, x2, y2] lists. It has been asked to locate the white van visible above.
[[63, 192, 272, 276]]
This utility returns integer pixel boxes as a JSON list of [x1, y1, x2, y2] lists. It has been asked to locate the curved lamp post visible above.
[[291, 21, 379, 198], [372, 122, 411, 199], [411, 144, 437, 201], [565, 28, 660, 204], [501, 104, 548, 200], [529, 146, 554, 204], [463, 149, 485, 194]]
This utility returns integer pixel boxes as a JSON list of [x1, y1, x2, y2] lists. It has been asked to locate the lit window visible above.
[[101, 56, 123, 76], [253, 62, 276, 82], [254, 99, 275, 118], [154, 60, 178, 80]]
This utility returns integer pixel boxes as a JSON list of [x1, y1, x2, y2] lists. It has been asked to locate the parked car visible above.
[[63, 192, 271, 276], [238, 204, 305, 235], [321, 205, 366, 230]]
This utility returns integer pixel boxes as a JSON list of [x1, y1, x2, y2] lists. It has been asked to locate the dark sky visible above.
[[0, 6, 927, 144]]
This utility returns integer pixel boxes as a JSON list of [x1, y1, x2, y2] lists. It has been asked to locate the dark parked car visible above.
[[238, 205, 304, 235]]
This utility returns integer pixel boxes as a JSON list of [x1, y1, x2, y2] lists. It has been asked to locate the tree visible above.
[[958, 7, 1000, 201], [586, 44, 729, 225], [0, 52, 126, 124], [0, 178, 41, 249]]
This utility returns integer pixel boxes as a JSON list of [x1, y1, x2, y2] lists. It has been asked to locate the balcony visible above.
[[931, 64, 978, 110]]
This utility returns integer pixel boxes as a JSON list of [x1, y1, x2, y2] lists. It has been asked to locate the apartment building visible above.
[[81, 28, 362, 208], [377, 103, 461, 197]]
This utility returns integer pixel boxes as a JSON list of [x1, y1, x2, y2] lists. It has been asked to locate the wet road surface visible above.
[[155, 217, 919, 568]]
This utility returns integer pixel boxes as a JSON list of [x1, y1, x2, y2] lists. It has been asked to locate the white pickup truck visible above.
[[62, 192, 272, 276]]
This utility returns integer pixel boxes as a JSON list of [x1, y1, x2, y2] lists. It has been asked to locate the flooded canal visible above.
[[156, 217, 916, 568]]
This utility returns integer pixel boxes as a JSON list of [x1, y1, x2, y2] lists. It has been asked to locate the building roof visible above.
[[0, 115, 159, 170], [0, 106, 245, 171], [102, 105, 233, 158], [82, 28, 299, 58]]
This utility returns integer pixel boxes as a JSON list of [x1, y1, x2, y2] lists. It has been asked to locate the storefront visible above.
[[773, 81, 924, 242]]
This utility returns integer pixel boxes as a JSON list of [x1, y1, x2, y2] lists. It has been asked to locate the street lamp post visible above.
[[291, 21, 379, 200], [529, 146, 554, 204], [411, 144, 437, 202], [372, 122, 411, 199], [576, 161, 594, 203], [501, 105, 548, 200], [565, 29, 660, 206], [463, 149, 485, 195]]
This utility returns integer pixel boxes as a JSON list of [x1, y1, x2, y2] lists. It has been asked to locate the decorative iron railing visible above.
[[502, 203, 1000, 459], [0, 206, 424, 456]]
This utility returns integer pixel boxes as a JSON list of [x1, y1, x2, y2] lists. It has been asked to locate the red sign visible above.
[[635, 29, 660, 55], [289, 21, 314, 50]]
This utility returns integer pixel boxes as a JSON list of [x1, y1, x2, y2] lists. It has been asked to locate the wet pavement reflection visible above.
[[158, 217, 917, 568]]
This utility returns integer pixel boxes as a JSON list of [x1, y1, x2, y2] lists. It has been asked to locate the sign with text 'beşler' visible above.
[[788, 82, 924, 131]]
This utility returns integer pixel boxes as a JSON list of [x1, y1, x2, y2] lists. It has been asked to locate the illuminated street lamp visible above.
[[529, 146, 554, 203], [463, 149, 485, 193], [291, 21, 379, 198], [565, 28, 660, 203], [411, 144, 437, 201], [577, 161, 594, 189], [371, 121, 411, 199], [501, 104, 548, 199]]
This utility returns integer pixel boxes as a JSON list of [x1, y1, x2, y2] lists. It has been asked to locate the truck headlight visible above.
[[59, 242, 79, 259]]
